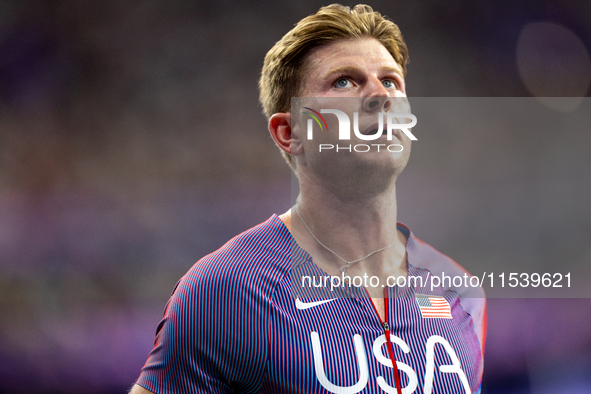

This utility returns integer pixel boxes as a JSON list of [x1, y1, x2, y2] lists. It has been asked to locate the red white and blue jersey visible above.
[[136, 215, 486, 394]]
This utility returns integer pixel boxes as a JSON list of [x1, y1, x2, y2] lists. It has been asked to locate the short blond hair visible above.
[[259, 4, 409, 169]]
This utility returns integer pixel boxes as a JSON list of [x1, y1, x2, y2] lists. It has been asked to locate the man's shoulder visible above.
[[140, 217, 288, 390], [177, 214, 292, 294], [405, 228, 486, 299], [407, 229, 487, 352], [410, 235, 466, 275]]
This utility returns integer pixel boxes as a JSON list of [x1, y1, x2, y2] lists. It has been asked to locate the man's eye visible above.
[[335, 78, 352, 88], [382, 79, 396, 88]]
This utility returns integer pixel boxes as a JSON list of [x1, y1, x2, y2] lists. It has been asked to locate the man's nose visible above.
[[364, 96, 391, 112], [362, 78, 392, 112]]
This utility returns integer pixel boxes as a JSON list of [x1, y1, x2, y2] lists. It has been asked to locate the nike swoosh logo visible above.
[[295, 297, 336, 310]]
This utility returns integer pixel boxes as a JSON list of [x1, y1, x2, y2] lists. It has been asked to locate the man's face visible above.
[[293, 37, 412, 197]]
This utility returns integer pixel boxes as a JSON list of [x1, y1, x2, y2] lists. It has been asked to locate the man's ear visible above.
[[268, 113, 303, 156]]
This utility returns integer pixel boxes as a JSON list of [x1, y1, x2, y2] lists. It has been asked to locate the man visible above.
[[130, 4, 486, 394]]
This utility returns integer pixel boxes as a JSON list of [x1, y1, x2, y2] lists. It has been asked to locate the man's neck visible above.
[[280, 177, 407, 281]]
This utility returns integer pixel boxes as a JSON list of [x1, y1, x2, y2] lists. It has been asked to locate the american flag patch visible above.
[[415, 294, 453, 319]]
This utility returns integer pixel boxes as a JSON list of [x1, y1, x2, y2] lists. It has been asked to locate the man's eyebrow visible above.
[[379, 66, 403, 76], [323, 65, 403, 78], [323, 66, 362, 77]]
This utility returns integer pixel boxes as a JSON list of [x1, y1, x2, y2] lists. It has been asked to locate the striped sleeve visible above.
[[136, 216, 291, 394]]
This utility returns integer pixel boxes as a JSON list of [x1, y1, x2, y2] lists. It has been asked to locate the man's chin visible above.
[[308, 154, 409, 201]]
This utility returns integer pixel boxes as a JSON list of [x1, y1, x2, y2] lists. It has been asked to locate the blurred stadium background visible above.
[[0, 1, 590, 393]]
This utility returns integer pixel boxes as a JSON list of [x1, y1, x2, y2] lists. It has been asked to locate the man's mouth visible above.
[[362, 123, 397, 138], [362, 123, 381, 135]]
